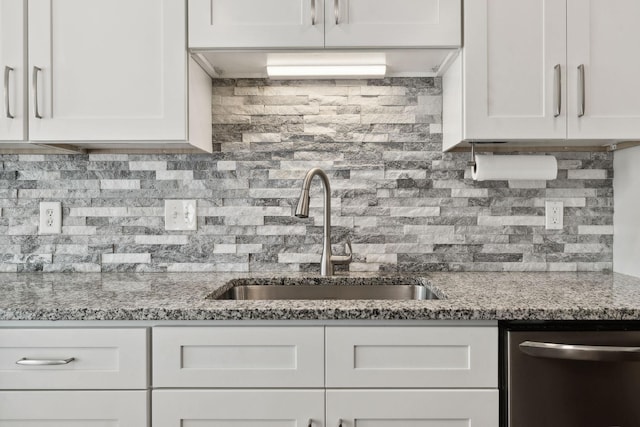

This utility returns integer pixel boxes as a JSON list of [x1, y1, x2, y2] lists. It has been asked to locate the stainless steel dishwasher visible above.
[[502, 322, 640, 427]]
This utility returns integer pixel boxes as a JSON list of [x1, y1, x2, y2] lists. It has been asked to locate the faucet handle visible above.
[[331, 240, 352, 265]]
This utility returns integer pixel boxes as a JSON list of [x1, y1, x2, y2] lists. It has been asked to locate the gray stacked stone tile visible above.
[[0, 78, 613, 272]]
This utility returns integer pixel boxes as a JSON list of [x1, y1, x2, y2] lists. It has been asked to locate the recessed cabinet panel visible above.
[[153, 390, 325, 427], [326, 390, 498, 427], [567, 0, 640, 139], [189, 0, 324, 49], [28, 0, 186, 141], [153, 326, 324, 387], [325, 0, 460, 48], [0, 0, 26, 142], [326, 326, 497, 388], [0, 328, 148, 390], [0, 391, 148, 426], [463, 0, 566, 140]]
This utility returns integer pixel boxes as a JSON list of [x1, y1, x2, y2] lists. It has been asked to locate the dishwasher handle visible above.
[[519, 341, 640, 362]]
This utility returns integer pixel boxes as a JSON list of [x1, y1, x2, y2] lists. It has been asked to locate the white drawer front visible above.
[[153, 390, 324, 427], [0, 391, 148, 426], [0, 328, 148, 389], [326, 326, 497, 388], [153, 326, 324, 388]]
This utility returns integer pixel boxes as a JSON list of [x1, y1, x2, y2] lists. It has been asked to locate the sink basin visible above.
[[211, 277, 440, 301]]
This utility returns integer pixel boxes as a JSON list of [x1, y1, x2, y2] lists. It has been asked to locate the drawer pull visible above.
[[16, 357, 75, 366]]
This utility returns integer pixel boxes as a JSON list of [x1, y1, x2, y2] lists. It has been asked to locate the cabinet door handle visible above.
[[577, 64, 585, 117], [32, 66, 43, 119], [334, 0, 340, 24], [16, 357, 75, 366], [553, 64, 561, 117], [4, 66, 14, 119], [311, 0, 316, 25]]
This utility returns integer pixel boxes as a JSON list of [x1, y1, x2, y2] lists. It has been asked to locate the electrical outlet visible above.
[[39, 202, 62, 234], [545, 201, 563, 230], [165, 200, 197, 231]]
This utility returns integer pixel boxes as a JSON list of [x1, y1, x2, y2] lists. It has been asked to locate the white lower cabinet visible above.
[[0, 327, 150, 426], [153, 390, 325, 427], [0, 391, 148, 426], [327, 390, 499, 427], [151, 325, 498, 427]]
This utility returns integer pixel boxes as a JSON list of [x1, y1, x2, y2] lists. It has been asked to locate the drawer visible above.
[[326, 326, 498, 388], [0, 391, 148, 425], [0, 328, 148, 389], [153, 326, 324, 387]]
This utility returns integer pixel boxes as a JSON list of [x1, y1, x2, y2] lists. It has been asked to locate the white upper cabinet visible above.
[[0, 0, 27, 143], [443, 0, 640, 150], [189, 0, 324, 49], [189, 0, 460, 49], [567, 0, 640, 140], [325, 0, 461, 48], [28, 0, 187, 143], [455, 0, 567, 142]]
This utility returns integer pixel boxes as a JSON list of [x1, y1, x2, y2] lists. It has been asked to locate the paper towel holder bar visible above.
[[466, 142, 508, 171]]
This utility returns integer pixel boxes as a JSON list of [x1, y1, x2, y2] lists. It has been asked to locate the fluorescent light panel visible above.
[[267, 64, 387, 79]]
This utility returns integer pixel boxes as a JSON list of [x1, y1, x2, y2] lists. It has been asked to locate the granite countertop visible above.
[[0, 271, 639, 321]]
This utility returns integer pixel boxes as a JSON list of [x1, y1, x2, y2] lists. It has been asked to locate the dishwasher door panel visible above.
[[507, 330, 640, 427]]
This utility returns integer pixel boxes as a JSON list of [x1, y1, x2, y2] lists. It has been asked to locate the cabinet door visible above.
[[325, 0, 460, 48], [326, 390, 498, 427], [0, 0, 26, 142], [153, 390, 324, 427], [463, 0, 566, 140], [0, 391, 148, 426], [28, 0, 186, 142], [189, 0, 324, 49], [567, 0, 640, 139]]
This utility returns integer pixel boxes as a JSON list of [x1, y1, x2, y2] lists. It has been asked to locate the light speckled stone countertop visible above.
[[0, 272, 639, 321]]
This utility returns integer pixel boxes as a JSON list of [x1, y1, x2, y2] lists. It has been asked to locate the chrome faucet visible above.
[[295, 167, 352, 276]]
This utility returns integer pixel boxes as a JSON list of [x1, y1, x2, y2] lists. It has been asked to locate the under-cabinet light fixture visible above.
[[266, 64, 387, 79]]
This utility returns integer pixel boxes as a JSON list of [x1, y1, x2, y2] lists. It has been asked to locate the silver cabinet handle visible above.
[[311, 0, 316, 25], [519, 341, 640, 362], [553, 64, 561, 117], [334, 0, 340, 24], [577, 64, 585, 117], [4, 66, 14, 119], [32, 66, 42, 119], [16, 357, 75, 366]]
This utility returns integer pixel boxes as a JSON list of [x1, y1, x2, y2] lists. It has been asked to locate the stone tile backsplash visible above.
[[0, 78, 613, 272]]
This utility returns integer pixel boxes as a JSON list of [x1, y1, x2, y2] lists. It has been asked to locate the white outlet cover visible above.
[[165, 200, 197, 231], [39, 201, 62, 234], [545, 200, 564, 230]]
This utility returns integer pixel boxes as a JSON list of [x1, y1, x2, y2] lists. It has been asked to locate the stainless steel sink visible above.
[[211, 278, 440, 301]]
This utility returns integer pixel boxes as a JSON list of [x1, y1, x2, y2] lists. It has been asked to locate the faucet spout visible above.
[[294, 168, 350, 276]]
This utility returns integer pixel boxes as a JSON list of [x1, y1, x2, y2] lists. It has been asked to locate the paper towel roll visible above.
[[471, 154, 558, 181]]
